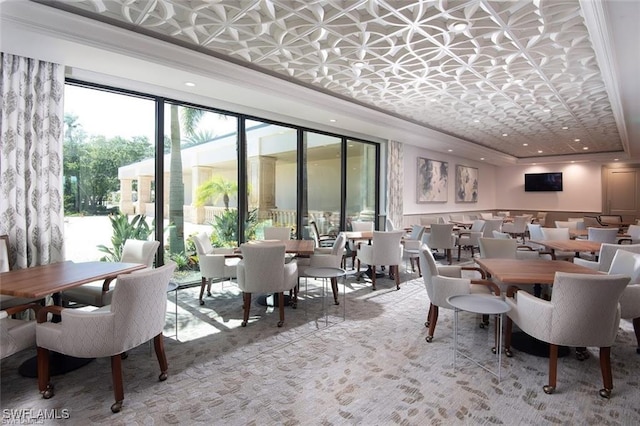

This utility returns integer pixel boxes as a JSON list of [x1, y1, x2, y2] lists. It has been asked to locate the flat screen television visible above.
[[524, 172, 563, 192]]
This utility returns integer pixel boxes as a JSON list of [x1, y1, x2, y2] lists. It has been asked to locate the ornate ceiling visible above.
[[41, 0, 626, 160]]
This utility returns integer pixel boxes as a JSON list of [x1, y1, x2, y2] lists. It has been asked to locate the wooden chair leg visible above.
[[446, 249, 452, 264], [330, 277, 339, 305], [599, 346, 613, 398], [426, 305, 439, 342], [416, 257, 421, 277], [206, 278, 212, 296], [199, 277, 207, 305], [154, 333, 168, 381], [242, 293, 251, 326], [633, 317, 640, 354], [37, 346, 52, 397], [425, 304, 433, 328], [371, 265, 377, 290], [457, 245, 462, 261], [504, 317, 513, 357], [110, 354, 124, 412], [544, 344, 559, 394], [394, 265, 400, 290], [277, 292, 285, 327]]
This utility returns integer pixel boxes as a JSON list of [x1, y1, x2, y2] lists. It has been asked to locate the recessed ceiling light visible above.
[[473, 119, 480, 123], [583, 146, 589, 150], [614, 158, 619, 161], [353, 62, 365, 69], [447, 149, 453, 152], [571, 161, 575, 163], [184, 82, 195, 87], [562, 126, 569, 130], [537, 150, 543, 153], [543, 108, 551, 112], [480, 157, 485, 160], [329, 119, 337, 123], [450, 22, 468, 32], [430, 99, 437, 103], [574, 138, 581, 142], [502, 133, 508, 137], [523, 143, 528, 146]]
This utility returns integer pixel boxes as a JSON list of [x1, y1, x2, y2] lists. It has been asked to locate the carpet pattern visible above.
[[2, 263, 640, 425]]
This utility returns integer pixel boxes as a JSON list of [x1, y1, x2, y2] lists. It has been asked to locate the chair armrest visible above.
[[470, 278, 501, 296], [461, 266, 486, 279], [101, 277, 116, 292], [437, 265, 463, 278], [617, 238, 632, 244], [36, 305, 65, 323], [0, 302, 41, 319], [572, 257, 599, 270]]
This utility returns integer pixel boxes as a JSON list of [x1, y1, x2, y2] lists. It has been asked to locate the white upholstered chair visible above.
[[573, 243, 640, 272], [480, 212, 494, 220], [481, 218, 504, 238], [236, 242, 298, 327], [501, 215, 531, 243], [356, 231, 404, 291], [192, 232, 241, 305], [36, 262, 177, 413], [297, 233, 347, 305], [478, 238, 543, 261], [346, 220, 374, 268], [540, 227, 575, 261], [263, 226, 291, 241], [455, 219, 485, 261], [1, 303, 39, 360], [605, 250, 640, 354], [423, 223, 456, 264], [504, 272, 630, 398], [620, 224, 640, 244], [403, 225, 426, 273], [586, 227, 619, 244], [62, 239, 160, 307], [418, 246, 499, 343]]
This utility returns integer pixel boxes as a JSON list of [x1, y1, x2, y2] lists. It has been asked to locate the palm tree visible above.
[[168, 106, 204, 255], [195, 176, 238, 210]]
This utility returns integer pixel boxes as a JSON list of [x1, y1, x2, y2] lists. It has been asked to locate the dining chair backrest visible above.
[[583, 216, 602, 228], [238, 242, 291, 293], [330, 233, 347, 257], [555, 220, 578, 230], [419, 217, 439, 226], [351, 221, 374, 232], [409, 225, 425, 241], [479, 237, 518, 259], [599, 215, 622, 225], [535, 212, 547, 226], [587, 227, 619, 244], [608, 250, 640, 284], [193, 232, 214, 255], [263, 226, 291, 241], [496, 211, 510, 218], [368, 231, 404, 265], [427, 224, 455, 249], [481, 219, 503, 238], [449, 214, 464, 222], [627, 224, 640, 240], [121, 239, 159, 268], [541, 227, 570, 241], [492, 230, 512, 239], [588, 243, 640, 272], [480, 212, 494, 220], [527, 223, 544, 241], [469, 219, 485, 233]]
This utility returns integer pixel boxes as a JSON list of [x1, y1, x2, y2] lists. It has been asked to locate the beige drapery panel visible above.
[[386, 140, 403, 229], [0, 53, 65, 268]]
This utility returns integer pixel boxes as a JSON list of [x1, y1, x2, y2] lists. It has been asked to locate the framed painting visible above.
[[416, 157, 448, 203], [455, 165, 478, 202]]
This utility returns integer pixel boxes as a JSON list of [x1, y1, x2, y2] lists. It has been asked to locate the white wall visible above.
[[403, 144, 497, 214], [495, 163, 602, 213]]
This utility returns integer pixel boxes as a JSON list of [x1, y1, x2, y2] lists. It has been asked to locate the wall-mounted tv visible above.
[[524, 172, 563, 192]]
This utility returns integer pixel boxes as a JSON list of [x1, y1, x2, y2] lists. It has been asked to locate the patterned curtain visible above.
[[386, 140, 403, 229], [0, 53, 65, 268]]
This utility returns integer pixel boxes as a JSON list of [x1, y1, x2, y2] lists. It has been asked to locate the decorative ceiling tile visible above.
[[47, 0, 622, 159]]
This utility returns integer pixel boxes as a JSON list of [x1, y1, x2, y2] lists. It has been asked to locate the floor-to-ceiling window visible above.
[[244, 119, 297, 240], [63, 81, 380, 285]]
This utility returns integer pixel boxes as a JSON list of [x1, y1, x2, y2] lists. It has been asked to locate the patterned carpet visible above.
[[2, 261, 640, 425]]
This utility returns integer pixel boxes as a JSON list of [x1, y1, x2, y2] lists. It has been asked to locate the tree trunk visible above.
[[169, 104, 185, 254]]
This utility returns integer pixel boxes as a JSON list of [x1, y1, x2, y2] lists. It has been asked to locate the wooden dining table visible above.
[[237, 239, 316, 256], [529, 239, 602, 259], [0, 260, 146, 377]]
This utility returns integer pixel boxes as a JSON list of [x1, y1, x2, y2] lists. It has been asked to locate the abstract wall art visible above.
[[455, 165, 478, 202], [417, 157, 448, 203]]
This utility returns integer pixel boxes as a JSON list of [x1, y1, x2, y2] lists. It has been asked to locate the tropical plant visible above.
[[210, 208, 258, 247], [195, 176, 238, 210], [97, 213, 153, 262]]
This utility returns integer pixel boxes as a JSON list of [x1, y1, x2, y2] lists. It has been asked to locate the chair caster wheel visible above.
[[334, 301, 340, 305], [241, 321, 247, 327], [424, 321, 429, 328], [479, 323, 486, 329], [491, 347, 497, 354], [159, 372, 167, 381], [277, 321, 284, 327], [599, 388, 612, 399], [505, 348, 513, 358], [199, 300, 204, 306], [111, 401, 123, 413], [543, 385, 555, 394], [425, 336, 433, 343], [576, 350, 590, 361], [207, 291, 212, 297], [42, 384, 54, 399], [121, 352, 128, 360], [396, 286, 400, 291]]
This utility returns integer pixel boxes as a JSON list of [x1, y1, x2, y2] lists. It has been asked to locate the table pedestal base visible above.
[[256, 294, 293, 307], [19, 352, 94, 378], [511, 332, 570, 358]]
